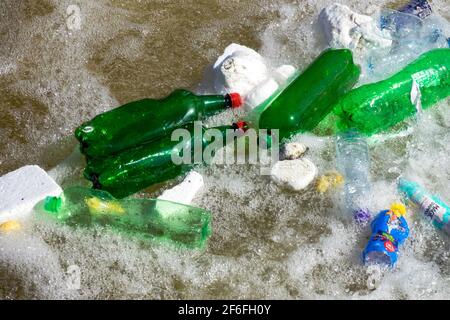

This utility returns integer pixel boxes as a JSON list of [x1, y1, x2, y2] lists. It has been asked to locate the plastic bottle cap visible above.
[[232, 121, 248, 132], [44, 196, 62, 213], [228, 93, 243, 108]]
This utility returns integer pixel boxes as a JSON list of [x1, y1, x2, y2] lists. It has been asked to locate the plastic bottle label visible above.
[[410, 79, 422, 113], [419, 195, 448, 229], [399, 0, 433, 20]]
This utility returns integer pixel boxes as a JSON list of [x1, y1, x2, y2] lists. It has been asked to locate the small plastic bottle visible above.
[[336, 129, 371, 223], [363, 203, 410, 267], [398, 178, 450, 236]]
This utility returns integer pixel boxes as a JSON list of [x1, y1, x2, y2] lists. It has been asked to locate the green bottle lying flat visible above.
[[334, 48, 450, 135], [36, 186, 212, 249], [250, 49, 360, 141], [86, 123, 235, 199], [75, 89, 242, 158]]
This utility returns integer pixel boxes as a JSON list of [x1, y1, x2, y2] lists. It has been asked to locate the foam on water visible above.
[[1, 0, 450, 299]]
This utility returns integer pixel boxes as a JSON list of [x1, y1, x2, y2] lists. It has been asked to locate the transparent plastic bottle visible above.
[[362, 8, 450, 82], [336, 129, 371, 222]]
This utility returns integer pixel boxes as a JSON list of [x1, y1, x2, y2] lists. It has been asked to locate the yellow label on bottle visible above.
[[85, 197, 125, 215]]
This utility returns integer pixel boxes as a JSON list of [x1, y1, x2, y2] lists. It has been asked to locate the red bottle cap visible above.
[[228, 93, 243, 108], [232, 121, 248, 132]]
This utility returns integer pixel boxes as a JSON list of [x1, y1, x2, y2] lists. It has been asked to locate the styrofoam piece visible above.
[[0, 165, 63, 223], [270, 158, 318, 191], [157, 171, 204, 205], [156, 171, 205, 218], [214, 44, 269, 96], [245, 78, 280, 109], [319, 3, 392, 50], [274, 64, 298, 82], [281, 142, 308, 160]]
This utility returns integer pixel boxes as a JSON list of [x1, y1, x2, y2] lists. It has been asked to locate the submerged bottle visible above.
[[363, 203, 410, 267], [86, 123, 242, 199], [36, 186, 212, 248], [397, 0, 433, 19], [335, 48, 450, 135], [247, 49, 360, 141], [75, 89, 242, 158], [398, 178, 450, 236], [336, 129, 372, 223]]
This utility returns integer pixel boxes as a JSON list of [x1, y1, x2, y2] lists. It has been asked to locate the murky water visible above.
[[0, 0, 449, 299]]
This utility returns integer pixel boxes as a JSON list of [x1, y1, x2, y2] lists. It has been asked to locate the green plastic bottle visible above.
[[36, 186, 212, 249], [75, 89, 242, 158], [335, 48, 450, 135], [247, 49, 360, 141], [86, 123, 239, 199]]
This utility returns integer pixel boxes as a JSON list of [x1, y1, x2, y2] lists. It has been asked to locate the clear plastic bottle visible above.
[[361, 8, 450, 82], [336, 129, 371, 222]]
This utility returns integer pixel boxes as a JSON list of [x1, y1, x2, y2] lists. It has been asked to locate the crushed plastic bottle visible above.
[[336, 129, 371, 223], [398, 178, 450, 236], [335, 48, 450, 135], [398, 0, 433, 20], [36, 186, 212, 249], [363, 203, 410, 267], [361, 6, 450, 82]]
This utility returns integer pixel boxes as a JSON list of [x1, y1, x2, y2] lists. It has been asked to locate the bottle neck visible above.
[[44, 196, 63, 213], [200, 95, 231, 114]]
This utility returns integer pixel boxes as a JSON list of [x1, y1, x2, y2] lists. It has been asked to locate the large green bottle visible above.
[[247, 49, 360, 140], [86, 123, 239, 199], [36, 186, 212, 249], [334, 48, 450, 135], [75, 89, 242, 158]]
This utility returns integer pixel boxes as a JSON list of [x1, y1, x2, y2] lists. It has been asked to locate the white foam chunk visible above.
[[214, 43, 269, 96], [319, 3, 392, 50], [281, 142, 308, 160], [157, 171, 204, 205], [274, 64, 297, 82], [270, 158, 318, 191], [0, 165, 62, 223], [245, 78, 279, 109], [212, 43, 297, 110]]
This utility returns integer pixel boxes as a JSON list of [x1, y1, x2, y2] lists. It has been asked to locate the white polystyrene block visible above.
[[156, 171, 205, 218], [213, 43, 269, 96], [274, 65, 298, 82], [158, 171, 204, 205], [0, 165, 63, 223], [213, 43, 263, 69], [281, 142, 308, 160], [319, 3, 392, 50], [245, 78, 279, 109], [270, 158, 318, 191]]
